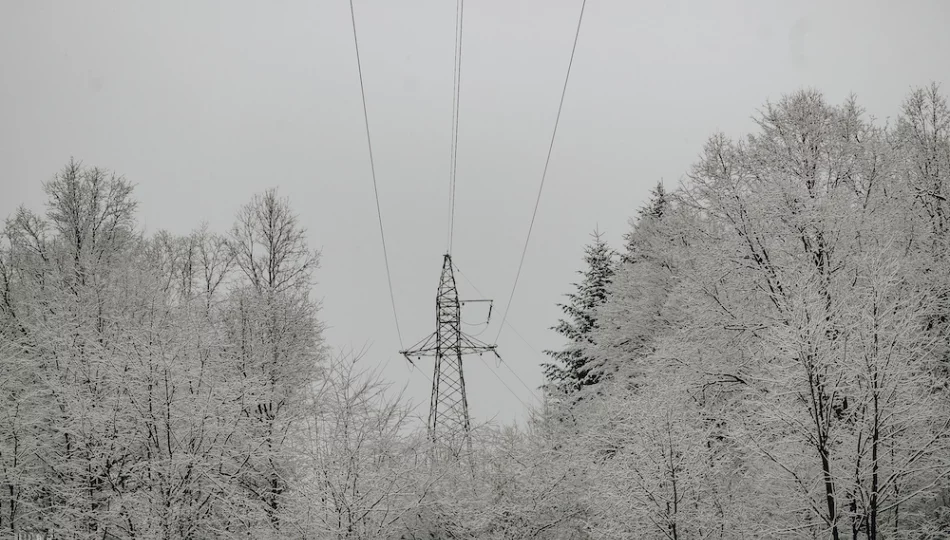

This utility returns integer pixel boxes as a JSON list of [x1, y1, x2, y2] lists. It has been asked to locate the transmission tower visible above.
[[400, 253, 499, 467]]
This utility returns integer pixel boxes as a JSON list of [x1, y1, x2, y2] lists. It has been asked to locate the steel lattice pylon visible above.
[[400, 254, 499, 467]]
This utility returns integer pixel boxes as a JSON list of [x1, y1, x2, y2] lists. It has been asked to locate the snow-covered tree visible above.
[[286, 349, 435, 539], [0, 169, 331, 538], [896, 83, 950, 248], [584, 181, 677, 387], [531, 86, 950, 538], [623, 180, 669, 264], [542, 229, 615, 395], [655, 89, 950, 537], [223, 187, 327, 534]]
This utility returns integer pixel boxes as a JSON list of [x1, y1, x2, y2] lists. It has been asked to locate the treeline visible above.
[[0, 170, 439, 539], [538, 84, 950, 538], [3, 83, 950, 540]]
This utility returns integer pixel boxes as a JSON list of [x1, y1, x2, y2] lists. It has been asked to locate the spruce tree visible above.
[[586, 181, 674, 388], [542, 229, 615, 393], [623, 180, 667, 264]]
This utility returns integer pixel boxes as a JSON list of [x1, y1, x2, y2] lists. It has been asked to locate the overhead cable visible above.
[[494, 0, 588, 344]]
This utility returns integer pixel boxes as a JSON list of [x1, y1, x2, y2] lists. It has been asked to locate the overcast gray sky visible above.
[[2, 0, 948, 426]]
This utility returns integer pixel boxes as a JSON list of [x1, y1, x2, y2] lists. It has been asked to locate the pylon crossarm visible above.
[[458, 332, 497, 352], [456, 345, 496, 356], [400, 331, 439, 357]]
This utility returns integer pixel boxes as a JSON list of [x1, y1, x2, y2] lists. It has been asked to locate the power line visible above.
[[349, 0, 404, 350], [494, 0, 588, 344], [481, 354, 533, 411], [497, 350, 542, 403], [447, 0, 465, 255], [409, 359, 433, 386], [453, 263, 542, 403]]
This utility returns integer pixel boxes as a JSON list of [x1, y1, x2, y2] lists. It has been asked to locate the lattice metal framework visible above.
[[400, 254, 499, 466]]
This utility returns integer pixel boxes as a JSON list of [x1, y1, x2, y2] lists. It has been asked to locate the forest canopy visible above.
[[2, 84, 950, 539]]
